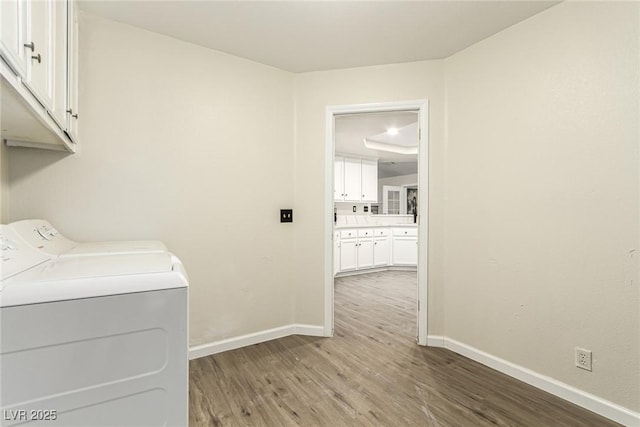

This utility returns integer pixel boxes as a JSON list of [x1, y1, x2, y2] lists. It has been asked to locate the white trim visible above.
[[293, 324, 325, 336], [189, 324, 324, 360], [325, 100, 429, 345], [426, 335, 445, 347], [427, 335, 640, 426], [324, 108, 335, 337]]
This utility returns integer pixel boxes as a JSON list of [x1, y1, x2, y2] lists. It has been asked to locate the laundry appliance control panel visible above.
[[0, 225, 51, 281]]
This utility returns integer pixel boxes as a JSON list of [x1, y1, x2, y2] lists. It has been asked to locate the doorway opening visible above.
[[323, 100, 428, 345]]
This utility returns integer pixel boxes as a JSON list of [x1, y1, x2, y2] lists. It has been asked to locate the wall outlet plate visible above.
[[575, 348, 592, 371], [280, 209, 293, 223]]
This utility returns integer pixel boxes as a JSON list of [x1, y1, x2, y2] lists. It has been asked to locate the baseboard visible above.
[[427, 335, 640, 426], [335, 265, 417, 278], [293, 324, 325, 336], [189, 323, 326, 360]]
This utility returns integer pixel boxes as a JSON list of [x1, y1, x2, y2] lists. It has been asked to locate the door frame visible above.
[[323, 99, 429, 345]]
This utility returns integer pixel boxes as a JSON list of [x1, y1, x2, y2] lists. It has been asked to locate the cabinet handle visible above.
[[24, 42, 35, 51], [66, 109, 78, 119], [31, 53, 41, 63]]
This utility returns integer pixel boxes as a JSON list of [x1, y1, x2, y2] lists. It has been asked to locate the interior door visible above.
[[382, 185, 402, 214]]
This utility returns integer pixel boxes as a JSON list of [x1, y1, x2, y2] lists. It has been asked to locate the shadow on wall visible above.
[[5, 146, 71, 184]]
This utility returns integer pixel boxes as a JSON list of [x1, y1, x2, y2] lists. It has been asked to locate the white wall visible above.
[[7, 14, 296, 346], [444, 1, 639, 412], [4, 1, 638, 418], [293, 61, 447, 334]]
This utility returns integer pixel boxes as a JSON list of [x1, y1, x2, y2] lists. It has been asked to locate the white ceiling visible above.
[[78, 1, 559, 73], [335, 111, 419, 178]]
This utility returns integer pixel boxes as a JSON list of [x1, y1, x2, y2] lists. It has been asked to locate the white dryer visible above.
[[9, 219, 167, 257], [0, 225, 188, 427]]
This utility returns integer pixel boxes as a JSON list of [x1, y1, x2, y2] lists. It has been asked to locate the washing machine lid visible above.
[[0, 252, 188, 308], [63, 240, 168, 257], [10, 219, 168, 257]]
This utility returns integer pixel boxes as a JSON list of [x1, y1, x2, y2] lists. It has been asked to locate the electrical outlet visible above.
[[575, 348, 592, 371]]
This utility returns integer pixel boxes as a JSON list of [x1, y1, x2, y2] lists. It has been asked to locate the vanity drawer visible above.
[[340, 229, 358, 239], [373, 228, 390, 237], [392, 227, 418, 237], [357, 229, 374, 238]]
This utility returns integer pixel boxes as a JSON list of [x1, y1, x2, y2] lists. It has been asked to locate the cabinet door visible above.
[[334, 157, 344, 201], [343, 158, 361, 202], [361, 159, 378, 202], [392, 237, 418, 265], [374, 237, 390, 267], [339, 239, 357, 272], [0, 0, 27, 76], [50, 0, 67, 128], [23, 0, 54, 110], [356, 238, 374, 269], [65, 0, 79, 142]]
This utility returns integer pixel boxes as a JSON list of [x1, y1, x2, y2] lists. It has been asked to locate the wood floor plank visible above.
[[189, 271, 620, 426]]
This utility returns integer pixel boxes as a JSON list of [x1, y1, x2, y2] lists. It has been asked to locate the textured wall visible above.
[[293, 61, 446, 333], [8, 14, 296, 346], [444, 1, 639, 411]]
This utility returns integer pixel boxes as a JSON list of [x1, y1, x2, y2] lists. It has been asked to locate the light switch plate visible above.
[[280, 209, 293, 223]]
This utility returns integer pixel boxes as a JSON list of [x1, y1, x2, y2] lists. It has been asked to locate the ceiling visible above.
[[78, 1, 559, 73]]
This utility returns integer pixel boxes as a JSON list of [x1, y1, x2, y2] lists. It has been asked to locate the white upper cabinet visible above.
[[360, 159, 378, 202], [334, 156, 378, 203], [0, 0, 28, 77], [51, 0, 68, 128], [334, 156, 345, 200], [342, 157, 362, 202], [0, 0, 77, 152], [23, 0, 55, 110], [65, 0, 79, 143]]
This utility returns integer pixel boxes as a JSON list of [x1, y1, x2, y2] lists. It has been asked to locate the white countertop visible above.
[[334, 223, 417, 230]]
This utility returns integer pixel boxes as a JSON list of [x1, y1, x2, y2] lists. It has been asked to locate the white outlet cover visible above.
[[575, 348, 592, 371]]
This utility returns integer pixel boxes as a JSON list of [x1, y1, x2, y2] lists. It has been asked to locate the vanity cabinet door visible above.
[[392, 236, 418, 266], [356, 237, 374, 269], [374, 236, 390, 267], [339, 238, 357, 272]]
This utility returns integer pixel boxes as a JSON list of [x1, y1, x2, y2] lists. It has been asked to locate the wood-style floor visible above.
[[189, 271, 619, 426]]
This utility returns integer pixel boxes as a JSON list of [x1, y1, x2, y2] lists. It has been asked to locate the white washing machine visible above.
[[0, 225, 188, 427], [9, 219, 167, 257]]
